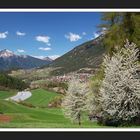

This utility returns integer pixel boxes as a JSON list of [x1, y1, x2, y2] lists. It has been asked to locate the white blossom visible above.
[[62, 78, 89, 125], [100, 40, 140, 121]]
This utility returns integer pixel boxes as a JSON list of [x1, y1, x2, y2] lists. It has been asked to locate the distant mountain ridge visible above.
[[47, 35, 106, 75], [0, 49, 52, 71], [42, 57, 53, 62]]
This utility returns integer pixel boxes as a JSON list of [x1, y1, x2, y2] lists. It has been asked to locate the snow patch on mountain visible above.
[[0, 49, 15, 58]]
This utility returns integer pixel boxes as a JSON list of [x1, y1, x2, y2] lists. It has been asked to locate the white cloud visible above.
[[16, 31, 26, 36], [82, 32, 86, 35], [17, 49, 25, 53], [48, 55, 60, 60], [36, 35, 51, 45], [0, 31, 8, 39], [101, 27, 107, 35], [65, 32, 82, 42], [93, 32, 100, 39], [38, 47, 51, 51]]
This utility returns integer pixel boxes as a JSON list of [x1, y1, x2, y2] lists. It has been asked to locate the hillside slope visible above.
[[47, 35, 105, 75]]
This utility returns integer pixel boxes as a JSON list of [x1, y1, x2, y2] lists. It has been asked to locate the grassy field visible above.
[[0, 88, 105, 128], [1, 89, 139, 128], [0, 100, 103, 128], [0, 89, 138, 128], [25, 89, 61, 107], [9, 68, 53, 82], [0, 90, 16, 100]]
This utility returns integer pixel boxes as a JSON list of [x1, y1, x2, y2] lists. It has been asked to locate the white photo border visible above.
[[0, 8, 140, 132]]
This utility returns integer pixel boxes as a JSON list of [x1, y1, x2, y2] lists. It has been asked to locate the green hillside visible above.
[[25, 88, 61, 107], [47, 37, 105, 75], [0, 89, 100, 128], [0, 89, 131, 128], [0, 90, 16, 99]]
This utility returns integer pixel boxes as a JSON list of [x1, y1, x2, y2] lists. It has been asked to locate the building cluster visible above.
[[50, 72, 92, 83]]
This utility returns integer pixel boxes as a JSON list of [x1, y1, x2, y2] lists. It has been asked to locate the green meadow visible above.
[[0, 89, 103, 128], [0, 89, 139, 128], [25, 89, 61, 107], [0, 90, 16, 100]]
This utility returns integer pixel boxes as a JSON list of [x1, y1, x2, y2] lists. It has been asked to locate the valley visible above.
[[0, 36, 106, 128]]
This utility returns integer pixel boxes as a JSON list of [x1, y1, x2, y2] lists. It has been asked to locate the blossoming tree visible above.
[[62, 78, 89, 125], [99, 40, 140, 125]]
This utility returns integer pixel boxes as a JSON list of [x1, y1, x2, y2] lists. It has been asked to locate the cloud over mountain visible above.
[[65, 32, 82, 42]]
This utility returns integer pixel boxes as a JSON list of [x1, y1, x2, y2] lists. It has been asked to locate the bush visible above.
[[46, 81, 68, 90], [41, 81, 68, 94], [48, 96, 63, 108]]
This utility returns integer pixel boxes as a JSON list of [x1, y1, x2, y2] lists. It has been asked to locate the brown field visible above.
[[0, 115, 12, 123]]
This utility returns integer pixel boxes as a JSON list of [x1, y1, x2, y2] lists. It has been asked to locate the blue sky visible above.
[[0, 12, 101, 59]]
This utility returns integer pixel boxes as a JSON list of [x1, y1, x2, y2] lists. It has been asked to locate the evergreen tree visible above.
[[0, 73, 28, 90], [99, 12, 140, 54]]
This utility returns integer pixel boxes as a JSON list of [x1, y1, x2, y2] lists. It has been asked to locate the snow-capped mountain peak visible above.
[[0, 49, 52, 70], [42, 57, 53, 62], [0, 49, 15, 58]]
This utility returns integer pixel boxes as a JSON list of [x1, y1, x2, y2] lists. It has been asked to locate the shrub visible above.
[[48, 96, 63, 108], [46, 81, 68, 90]]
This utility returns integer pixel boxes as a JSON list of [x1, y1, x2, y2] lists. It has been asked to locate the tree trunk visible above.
[[78, 113, 81, 126]]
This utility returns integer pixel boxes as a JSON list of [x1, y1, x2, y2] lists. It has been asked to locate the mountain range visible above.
[[0, 49, 52, 71]]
